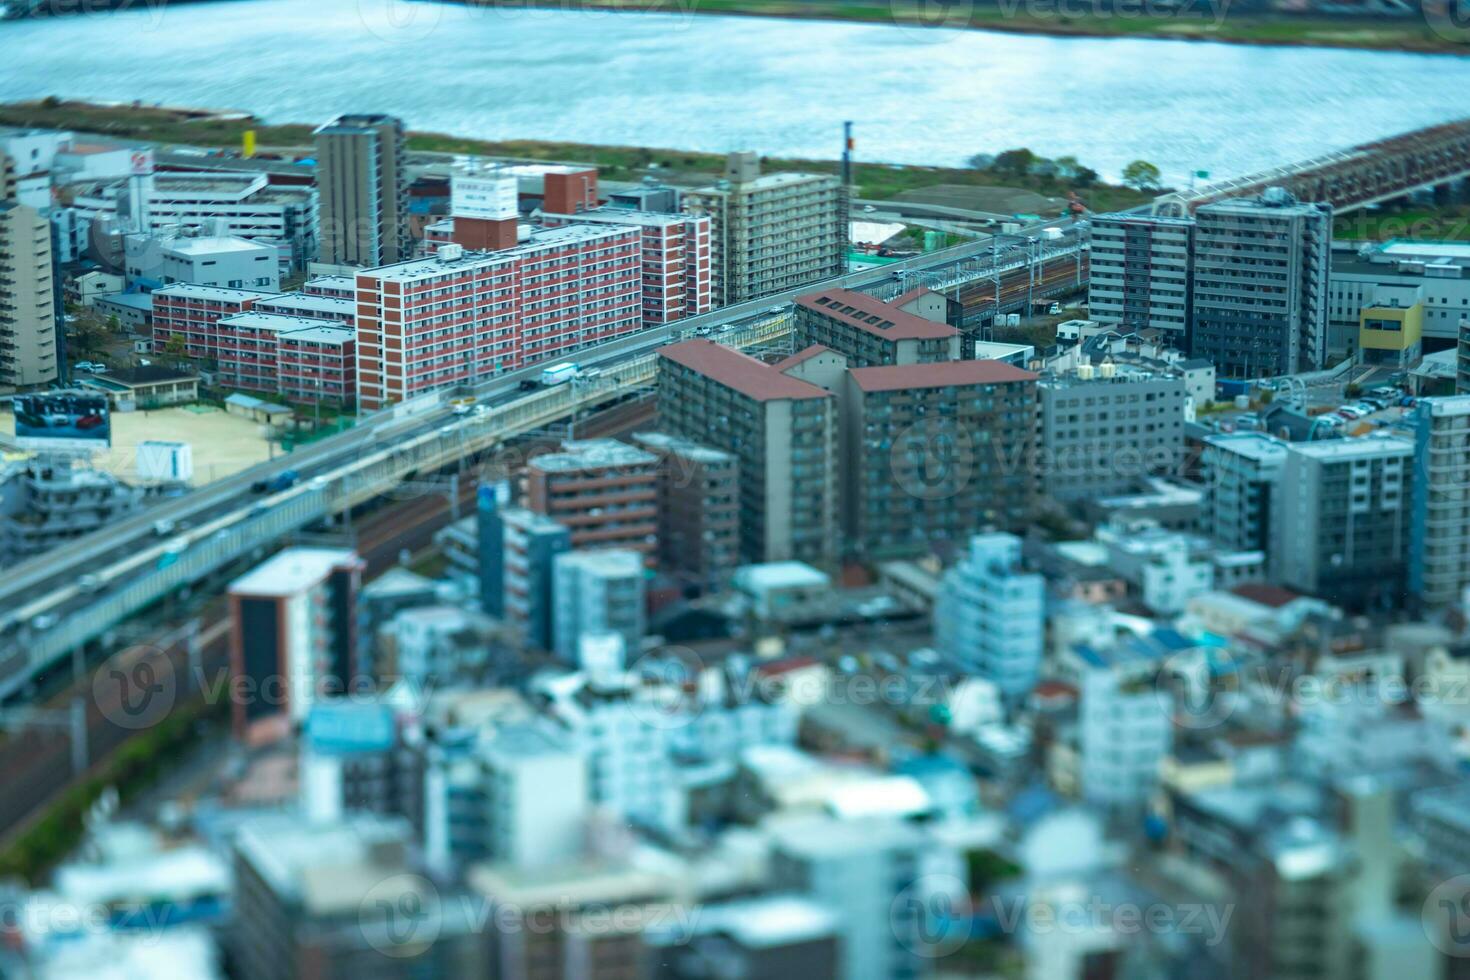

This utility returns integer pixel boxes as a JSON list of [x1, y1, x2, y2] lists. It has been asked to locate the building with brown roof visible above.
[[658, 339, 837, 565], [793, 287, 959, 368], [841, 359, 1038, 559]]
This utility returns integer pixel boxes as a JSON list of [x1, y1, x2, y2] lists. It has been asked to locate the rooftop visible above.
[[93, 364, 197, 387], [152, 283, 280, 304], [255, 293, 355, 317], [228, 547, 360, 597], [848, 358, 1037, 393], [659, 339, 833, 402], [795, 288, 958, 342], [528, 438, 657, 473], [630, 431, 735, 464], [162, 235, 270, 256], [362, 224, 634, 283], [218, 311, 347, 335]]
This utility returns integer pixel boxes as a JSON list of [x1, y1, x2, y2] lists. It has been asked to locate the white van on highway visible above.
[[540, 362, 579, 387]]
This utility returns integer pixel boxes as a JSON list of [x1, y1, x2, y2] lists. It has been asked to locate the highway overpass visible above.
[[0, 226, 1086, 699]]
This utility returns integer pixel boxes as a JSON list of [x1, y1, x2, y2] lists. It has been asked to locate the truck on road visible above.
[[539, 362, 579, 387]]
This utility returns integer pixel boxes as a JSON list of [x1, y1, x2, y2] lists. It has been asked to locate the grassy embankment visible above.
[[0, 99, 1153, 214], [441, 0, 1470, 55]]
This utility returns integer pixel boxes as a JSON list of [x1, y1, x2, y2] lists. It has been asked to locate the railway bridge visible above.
[[1153, 117, 1470, 216]]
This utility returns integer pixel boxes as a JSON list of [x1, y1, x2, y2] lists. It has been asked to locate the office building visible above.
[[1086, 211, 1195, 338], [232, 813, 486, 980], [683, 152, 847, 306], [313, 113, 409, 267], [1200, 430, 1290, 555], [658, 339, 838, 565], [552, 549, 647, 661], [1271, 436, 1412, 610], [1410, 395, 1470, 608], [352, 227, 641, 410], [525, 439, 659, 556], [70, 171, 319, 270], [630, 431, 740, 593], [1328, 240, 1470, 358], [545, 207, 713, 327], [499, 506, 571, 651], [935, 533, 1045, 704], [842, 359, 1038, 557], [1037, 362, 1189, 503], [125, 233, 280, 291], [226, 548, 364, 740], [1191, 190, 1331, 378], [792, 286, 959, 367]]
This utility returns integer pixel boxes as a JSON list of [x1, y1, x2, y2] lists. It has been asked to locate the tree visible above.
[[1121, 159, 1163, 192], [967, 152, 996, 171], [991, 148, 1037, 180], [67, 317, 109, 358], [164, 335, 186, 360]]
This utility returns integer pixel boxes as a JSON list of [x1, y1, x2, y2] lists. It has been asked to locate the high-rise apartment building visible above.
[[683, 152, 846, 306], [227, 548, 365, 740], [1087, 212, 1195, 339], [0, 149, 58, 390], [658, 339, 838, 565], [935, 533, 1045, 704], [1271, 436, 1412, 610], [1191, 190, 1331, 378], [353, 228, 641, 409], [1410, 395, 1470, 609], [792, 287, 959, 367], [547, 208, 713, 327], [313, 113, 408, 267], [630, 431, 740, 594], [842, 359, 1037, 557], [524, 439, 659, 556]]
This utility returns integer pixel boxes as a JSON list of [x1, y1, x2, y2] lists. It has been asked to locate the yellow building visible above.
[[1359, 299, 1423, 367]]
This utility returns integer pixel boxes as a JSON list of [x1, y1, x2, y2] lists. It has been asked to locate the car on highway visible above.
[[518, 379, 540, 391], [152, 518, 176, 536], [250, 469, 300, 494]]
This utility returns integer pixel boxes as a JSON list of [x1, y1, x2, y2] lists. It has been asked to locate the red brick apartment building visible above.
[[353, 226, 642, 411]]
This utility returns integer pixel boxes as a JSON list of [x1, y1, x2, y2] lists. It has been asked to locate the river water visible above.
[[4, 0, 1468, 182]]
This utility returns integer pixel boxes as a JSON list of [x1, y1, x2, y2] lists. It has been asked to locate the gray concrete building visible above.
[[792, 286, 959, 367], [1410, 394, 1470, 609], [1329, 240, 1470, 360], [313, 113, 409, 267], [1192, 190, 1331, 378], [1200, 430, 1290, 555], [658, 339, 838, 565], [1037, 362, 1189, 503], [552, 548, 646, 662], [1087, 212, 1195, 339], [1271, 436, 1412, 610], [682, 152, 847, 306]]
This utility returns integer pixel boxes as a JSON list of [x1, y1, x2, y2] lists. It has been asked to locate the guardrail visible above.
[[0, 313, 793, 695]]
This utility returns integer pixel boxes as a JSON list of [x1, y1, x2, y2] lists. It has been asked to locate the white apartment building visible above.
[[552, 549, 647, 662], [935, 533, 1045, 705], [1079, 664, 1172, 811]]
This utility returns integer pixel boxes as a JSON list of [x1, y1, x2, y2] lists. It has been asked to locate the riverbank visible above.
[[433, 0, 1470, 55], [0, 99, 1156, 213]]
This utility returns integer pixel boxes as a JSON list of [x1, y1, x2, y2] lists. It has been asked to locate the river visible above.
[[3, 0, 1469, 182]]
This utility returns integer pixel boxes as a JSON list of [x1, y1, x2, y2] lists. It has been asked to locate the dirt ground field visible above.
[[94, 404, 275, 486], [894, 184, 1064, 216]]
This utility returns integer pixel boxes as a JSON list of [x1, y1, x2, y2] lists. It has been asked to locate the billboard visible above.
[[128, 148, 155, 177], [452, 173, 518, 221], [12, 391, 112, 449]]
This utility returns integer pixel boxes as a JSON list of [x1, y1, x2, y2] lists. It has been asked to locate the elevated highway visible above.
[[0, 225, 1087, 697]]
